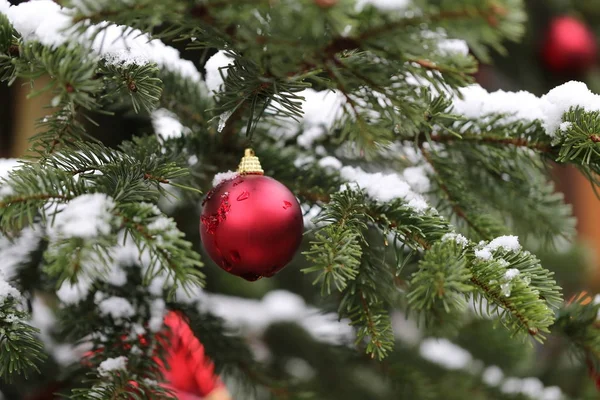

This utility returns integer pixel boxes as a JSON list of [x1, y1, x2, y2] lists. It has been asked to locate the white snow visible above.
[[318, 156, 343, 170], [151, 108, 191, 141], [487, 236, 521, 253], [106, 264, 127, 287], [541, 387, 564, 400], [0, 158, 19, 198], [56, 277, 93, 305], [475, 236, 521, 261], [2, 1, 202, 82], [474, 248, 493, 260], [177, 288, 354, 346], [147, 216, 175, 233], [419, 338, 472, 370], [504, 268, 520, 281], [356, 0, 411, 11], [422, 29, 469, 57], [391, 311, 421, 345], [419, 339, 563, 400], [294, 155, 316, 168], [441, 232, 468, 248], [453, 81, 600, 137], [204, 50, 235, 94], [407, 197, 429, 213], [302, 204, 323, 228], [262, 290, 307, 321], [0, 226, 42, 281], [97, 296, 135, 321], [274, 89, 345, 148], [148, 298, 166, 332], [0, 275, 21, 305], [402, 166, 431, 193], [502, 377, 522, 394], [521, 377, 544, 399], [559, 121, 572, 132], [0, 0, 8, 14], [482, 365, 504, 386], [49, 194, 115, 239], [453, 86, 545, 128], [212, 170, 238, 187], [98, 356, 128, 377], [437, 39, 469, 57], [30, 296, 80, 366], [339, 165, 429, 212], [0, 158, 19, 180]]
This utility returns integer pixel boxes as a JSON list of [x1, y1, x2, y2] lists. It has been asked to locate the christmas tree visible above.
[[1, 0, 600, 398]]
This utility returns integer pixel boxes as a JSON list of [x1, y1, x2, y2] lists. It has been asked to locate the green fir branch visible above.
[[0, 295, 45, 382]]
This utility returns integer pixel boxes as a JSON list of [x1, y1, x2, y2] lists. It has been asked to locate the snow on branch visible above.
[[0, 158, 19, 180], [151, 108, 192, 141], [0, 226, 43, 281], [452, 81, 600, 137], [1, 0, 202, 82], [419, 338, 564, 400], [176, 288, 354, 346]]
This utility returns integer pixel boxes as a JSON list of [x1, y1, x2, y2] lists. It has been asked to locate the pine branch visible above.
[[426, 132, 553, 153], [0, 293, 45, 381], [303, 189, 368, 294], [553, 293, 600, 372], [407, 239, 473, 334], [421, 146, 492, 240]]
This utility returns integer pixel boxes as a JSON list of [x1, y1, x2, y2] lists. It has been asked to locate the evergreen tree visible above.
[[0, 0, 599, 399]]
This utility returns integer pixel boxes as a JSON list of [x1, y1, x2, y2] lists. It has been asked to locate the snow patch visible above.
[[419, 338, 472, 370], [3, 1, 202, 83], [437, 39, 469, 57], [402, 166, 430, 193], [318, 156, 343, 170], [148, 298, 166, 332], [340, 165, 429, 212], [453, 81, 600, 137], [151, 108, 191, 141], [98, 356, 128, 377], [475, 236, 521, 261], [356, 0, 411, 11], [474, 248, 493, 260], [274, 89, 345, 148], [97, 296, 135, 321], [49, 194, 115, 239], [0, 226, 42, 281], [0, 158, 19, 180], [212, 171, 238, 187], [487, 236, 521, 252], [504, 268, 520, 281], [441, 232, 468, 248], [0, 274, 21, 305], [56, 277, 93, 305], [482, 365, 504, 386], [205, 50, 234, 94]]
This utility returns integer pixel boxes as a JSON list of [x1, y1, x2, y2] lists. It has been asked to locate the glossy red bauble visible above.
[[200, 174, 303, 281], [542, 16, 597, 74]]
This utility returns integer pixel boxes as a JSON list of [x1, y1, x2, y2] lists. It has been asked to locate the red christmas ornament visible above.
[[542, 16, 597, 74], [200, 149, 303, 281], [160, 311, 225, 398]]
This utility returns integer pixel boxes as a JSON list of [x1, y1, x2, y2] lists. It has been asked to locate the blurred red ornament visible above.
[[542, 16, 597, 74], [314, 0, 338, 8], [200, 149, 304, 281], [161, 311, 227, 398]]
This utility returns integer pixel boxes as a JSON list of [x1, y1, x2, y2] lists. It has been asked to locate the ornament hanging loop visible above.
[[237, 148, 264, 175]]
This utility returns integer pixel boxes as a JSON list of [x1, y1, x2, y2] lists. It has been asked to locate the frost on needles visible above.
[[0, 0, 598, 398]]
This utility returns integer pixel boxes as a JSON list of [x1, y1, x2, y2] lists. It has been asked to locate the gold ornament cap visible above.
[[237, 148, 264, 175]]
